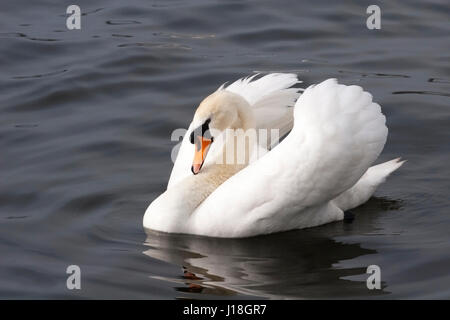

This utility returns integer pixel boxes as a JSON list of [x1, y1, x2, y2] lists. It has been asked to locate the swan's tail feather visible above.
[[366, 157, 406, 185], [332, 158, 406, 212]]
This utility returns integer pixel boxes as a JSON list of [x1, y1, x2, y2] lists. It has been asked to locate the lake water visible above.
[[1, 0, 449, 299]]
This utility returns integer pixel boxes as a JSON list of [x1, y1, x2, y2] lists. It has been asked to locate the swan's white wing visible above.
[[167, 73, 301, 189], [189, 79, 388, 237]]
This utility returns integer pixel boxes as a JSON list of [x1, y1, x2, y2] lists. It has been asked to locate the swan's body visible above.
[[144, 74, 404, 238]]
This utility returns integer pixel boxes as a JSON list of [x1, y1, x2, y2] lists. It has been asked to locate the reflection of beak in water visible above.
[[143, 197, 402, 299], [178, 267, 204, 294]]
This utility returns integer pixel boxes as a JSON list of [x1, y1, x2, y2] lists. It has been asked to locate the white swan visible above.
[[143, 73, 404, 237]]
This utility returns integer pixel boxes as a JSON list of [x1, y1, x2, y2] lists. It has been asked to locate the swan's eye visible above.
[[190, 118, 212, 144]]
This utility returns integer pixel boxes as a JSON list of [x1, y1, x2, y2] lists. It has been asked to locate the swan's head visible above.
[[189, 90, 254, 175]]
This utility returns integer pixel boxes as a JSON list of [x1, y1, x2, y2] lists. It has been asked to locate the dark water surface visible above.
[[1, 0, 449, 299]]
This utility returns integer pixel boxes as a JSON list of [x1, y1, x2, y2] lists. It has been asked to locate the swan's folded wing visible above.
[[190, 79, 388, 237], [289, 78, 388, 204]]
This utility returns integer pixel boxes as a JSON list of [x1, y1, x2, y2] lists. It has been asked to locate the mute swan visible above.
[[143, 73, 404, 238]]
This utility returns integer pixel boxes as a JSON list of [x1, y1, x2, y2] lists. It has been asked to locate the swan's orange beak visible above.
[[191, 136, 213, 175]]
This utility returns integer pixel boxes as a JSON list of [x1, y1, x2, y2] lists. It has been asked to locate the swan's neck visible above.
[[182, 130, 255, 210]]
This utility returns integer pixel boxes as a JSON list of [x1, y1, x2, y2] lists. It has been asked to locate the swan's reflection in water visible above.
[[143, 197, 402, 299]]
